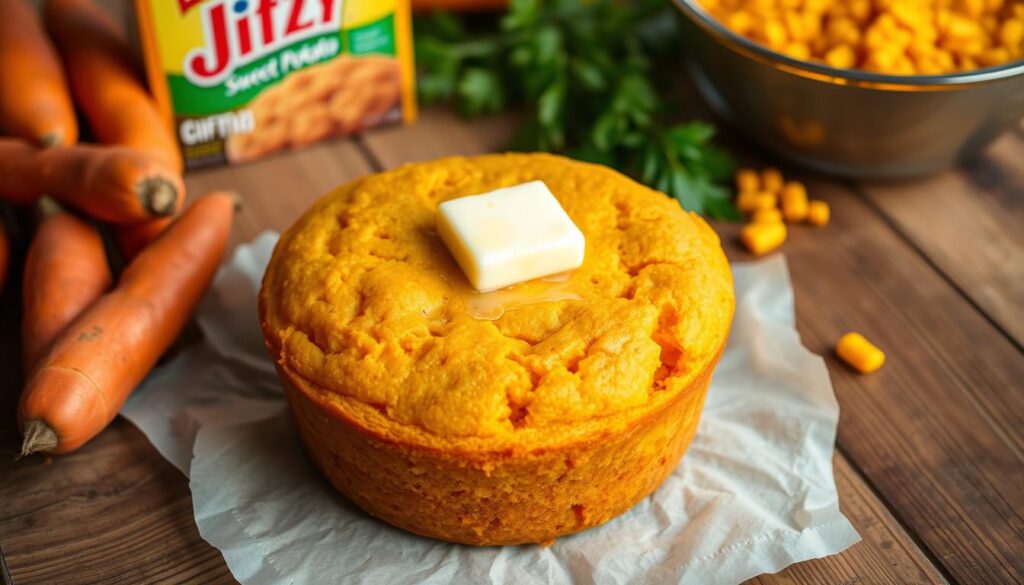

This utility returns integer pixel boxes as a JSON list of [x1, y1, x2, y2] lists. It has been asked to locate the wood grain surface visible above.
[[1, 1, 1023, 583]]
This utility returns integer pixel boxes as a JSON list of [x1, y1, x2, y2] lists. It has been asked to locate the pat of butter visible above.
[[437, 181, 585, 292]]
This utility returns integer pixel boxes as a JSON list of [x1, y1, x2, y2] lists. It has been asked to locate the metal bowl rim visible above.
[[673, 0, 1024, 89]]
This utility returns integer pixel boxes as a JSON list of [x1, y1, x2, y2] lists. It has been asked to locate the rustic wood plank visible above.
[[0, 422, 235, 585], [361, 109, 952, 585], [184, 140, 375, 245], [0, 143, 373, 585], [751, 456, 946, 585], [858, 132, 1024, 349]]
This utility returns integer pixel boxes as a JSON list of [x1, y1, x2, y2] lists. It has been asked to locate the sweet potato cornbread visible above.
[[259, 153, 734, 545]]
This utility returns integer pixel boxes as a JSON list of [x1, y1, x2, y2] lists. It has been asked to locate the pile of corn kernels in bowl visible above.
[[698, 0, 1024, 74]]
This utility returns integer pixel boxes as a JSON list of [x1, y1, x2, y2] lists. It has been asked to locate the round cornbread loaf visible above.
[[259, 153, 734, 545]]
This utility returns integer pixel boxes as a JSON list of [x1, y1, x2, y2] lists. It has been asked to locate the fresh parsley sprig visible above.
[[415, 0, 739, 219]]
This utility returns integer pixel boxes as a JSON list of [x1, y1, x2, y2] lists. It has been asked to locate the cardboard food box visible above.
[[134, 0, 417, 169]]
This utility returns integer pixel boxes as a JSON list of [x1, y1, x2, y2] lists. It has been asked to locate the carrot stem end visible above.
[[138, 178, 179, 217]]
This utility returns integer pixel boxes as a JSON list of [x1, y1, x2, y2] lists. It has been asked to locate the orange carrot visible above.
[[21, 199, 112, 372], [43, 0, 182, 171], [0, 139, 184, 223], [114, 217, 173, 260], [18, 192, 236, 455], [0, 0, 77, 147], [0, 139, 44, 205], [0, 223, 9, 294]]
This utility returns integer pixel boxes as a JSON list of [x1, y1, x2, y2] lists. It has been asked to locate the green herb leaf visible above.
[[414, 0, 739, 219], [457, 68, 505, 116]]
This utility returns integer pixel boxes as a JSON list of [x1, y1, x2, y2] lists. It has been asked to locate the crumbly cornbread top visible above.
[[261, 154, 733, 439]]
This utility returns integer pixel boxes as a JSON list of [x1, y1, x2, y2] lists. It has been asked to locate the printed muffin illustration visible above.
[[227, 55, 402, 162], [259, 153, 735, 545]]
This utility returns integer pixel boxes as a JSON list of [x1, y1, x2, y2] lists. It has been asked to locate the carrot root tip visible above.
[[19, 419, 59, 458], [138, 178, 180, 217], [224, 191, 243, 212], [39, 132, 64, 149], [35, 196, 64, 219]]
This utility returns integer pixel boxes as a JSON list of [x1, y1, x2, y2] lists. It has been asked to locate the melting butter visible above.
[[458, 275, 581, 321]]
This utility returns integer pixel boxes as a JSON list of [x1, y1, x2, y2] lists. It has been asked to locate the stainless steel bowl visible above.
[[672, 0, 1024, 178]]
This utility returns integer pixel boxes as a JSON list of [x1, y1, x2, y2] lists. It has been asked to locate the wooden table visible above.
[[2, 108, 1022, 585], [1, 6, 1023, 582]]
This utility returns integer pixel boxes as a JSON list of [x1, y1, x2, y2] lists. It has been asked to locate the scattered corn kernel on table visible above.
[[2, 12, 1024, 585]]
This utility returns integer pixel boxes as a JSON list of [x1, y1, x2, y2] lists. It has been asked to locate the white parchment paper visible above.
[[122, 231, 859, 585]]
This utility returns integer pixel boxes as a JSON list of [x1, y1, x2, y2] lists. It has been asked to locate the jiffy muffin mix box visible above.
[[135, 0, 417, 169]]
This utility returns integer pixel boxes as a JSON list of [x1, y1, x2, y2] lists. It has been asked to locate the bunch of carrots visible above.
[[0, 0, 236, 457]]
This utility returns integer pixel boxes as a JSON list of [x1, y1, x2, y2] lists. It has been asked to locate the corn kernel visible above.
[[764, 19, 790, 47], [805, 199, 830, 226], [754, 191, 778, 210], [784, 41, 812, 59], [752, 208, 783, 223], [979, 46, 1011, 66], [781, 181, 809, 221], [740, 222, 787, 255], [836, 332, 885, 374], [825, 44, 857, 68], [737, 190, 760, 212], [785, 11, 806, 40], [1001, 19, 1024, 48], [736, 168, 760, 193], [727, 11, 756, 35], [806, 200, 830, 226], [761, 167, 784, 192]]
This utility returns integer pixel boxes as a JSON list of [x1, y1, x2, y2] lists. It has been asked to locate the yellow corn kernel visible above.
[[863, 27, 888, 50], [825, 44, 857, 68], [1001, 19, 1024, 48], [736, 168, 761, 193], [754, 191, 778, 210], [740, 222, 787, 255], [827, 17, 860, 44], [802, 11, 822, 38], [979, 46, 1011, 66], [915, 56, 945, 74], [727, 11, 756, 35], [780, 181, 809, 221], [763, 19, 790, 47], [784, 11, 806, 40], [806, 200, 830, 226], [805, 0, 830, 13], [958, 55, 979, 70], [836, 332, 885, 374], [934, 48, 956, 70], [962, 0, 986, 18], [981, 15, 999, 34], [761, 167, 784, 192], [849, 0, 872, 23], [909, 38, 936, 59], [783, 41, 812, 59], [752, 208, 783, 223], [947, 15, 980, 39], [737, 190, 761, 213]]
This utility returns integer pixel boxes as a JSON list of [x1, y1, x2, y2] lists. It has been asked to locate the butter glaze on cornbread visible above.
[[259, 153, 734, 544]]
